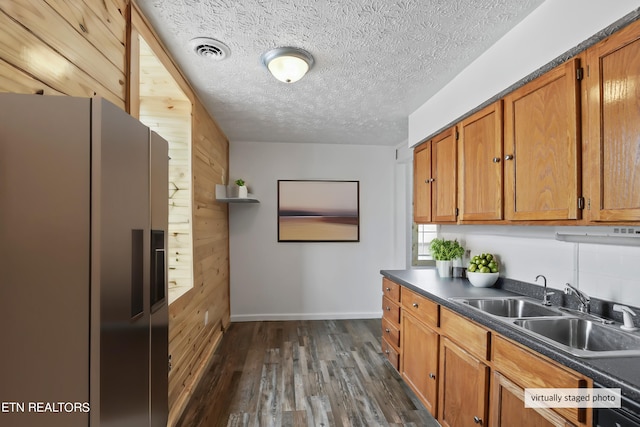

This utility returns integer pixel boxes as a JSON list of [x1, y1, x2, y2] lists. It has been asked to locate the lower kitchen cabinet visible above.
[[401, 310, 439, 416], [438, 337, 490, 427], [491, 371, 576, 427], [492, 335, 590, 426], [381, 278, 402, 370], [382, 279, 594, 427]]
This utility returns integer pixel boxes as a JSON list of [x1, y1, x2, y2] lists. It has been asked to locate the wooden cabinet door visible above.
[[459, 101, 504, 221], [432, 127, 458, 222], [401, 311, 439, 416], [503, 58, 582, 221], [438, 337, 489, 427], [585, 20, 640, 222], [413, 141, 432, 223], [490, 371, 576, 427]]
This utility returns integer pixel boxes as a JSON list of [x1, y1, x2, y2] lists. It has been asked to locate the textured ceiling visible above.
[[137, 0, 544, 146]]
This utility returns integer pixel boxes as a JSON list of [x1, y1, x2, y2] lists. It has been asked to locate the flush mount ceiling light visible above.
[[260, 47, 314, 83]]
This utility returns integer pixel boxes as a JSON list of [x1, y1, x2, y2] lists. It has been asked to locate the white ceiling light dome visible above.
[[261, 47, 314, 83]]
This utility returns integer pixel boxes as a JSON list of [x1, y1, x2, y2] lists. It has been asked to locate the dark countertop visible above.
[[380, 268, 640, 405]]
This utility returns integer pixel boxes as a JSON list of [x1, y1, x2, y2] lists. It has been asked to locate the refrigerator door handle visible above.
[[131, 229, 145, 320], [151, 230, 166, 312]]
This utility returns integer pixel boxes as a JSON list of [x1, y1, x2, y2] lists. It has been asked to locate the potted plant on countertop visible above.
[[428, 238, 465, 278], [235, 179, 248, 198]]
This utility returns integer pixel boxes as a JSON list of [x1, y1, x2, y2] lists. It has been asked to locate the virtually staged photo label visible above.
[[524, 388, 621, 408]]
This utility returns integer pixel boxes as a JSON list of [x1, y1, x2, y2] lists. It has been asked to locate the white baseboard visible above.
[[230, 311, 383, 322]]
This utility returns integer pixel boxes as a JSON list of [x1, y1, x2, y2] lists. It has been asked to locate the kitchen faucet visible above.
[[535, 275, 554, 306], [564, 283, 590, 313]]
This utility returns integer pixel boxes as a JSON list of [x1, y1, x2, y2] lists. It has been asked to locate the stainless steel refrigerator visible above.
[[0, 94, 169, 427]]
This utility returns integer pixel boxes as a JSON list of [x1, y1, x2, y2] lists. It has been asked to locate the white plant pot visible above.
[[237, 185, 248, 198], [436, 260, 453, 278]]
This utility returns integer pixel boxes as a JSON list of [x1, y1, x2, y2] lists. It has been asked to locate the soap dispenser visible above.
[[613, 304, 638, 331]]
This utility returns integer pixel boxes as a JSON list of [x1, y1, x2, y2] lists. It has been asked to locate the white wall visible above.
[[408, 0, 640, 146], [228, 141, 399, 321], [439, 226, 640, 307]]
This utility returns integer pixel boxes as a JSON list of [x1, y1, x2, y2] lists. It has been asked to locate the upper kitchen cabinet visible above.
[[503, 58, 582, 221], [413, 127, 458, 224], [458, 101, 504, 222], [585, 19, 640, 223]]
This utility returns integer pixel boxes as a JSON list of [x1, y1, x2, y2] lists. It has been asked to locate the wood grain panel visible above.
[[503, 59, 581, 221], [382, 296, 401, 325], [490, 371, 575, 427], [438, 337, 489, 427], [401, 312, 439, 416], [585, 19, 640, 222], [401, 287, 439, 327], [381, 317, 400, 348], [440, 307, 489, 361], [0, 58, 64, 95], [459, 100, 504, 221], [414, 142, 432, 223], [432, 127, 458, 222], [0, 1, 125, 99], [382, 277, 401, 303], [42, 0, 126, 71], [492, 335, 589, 424]]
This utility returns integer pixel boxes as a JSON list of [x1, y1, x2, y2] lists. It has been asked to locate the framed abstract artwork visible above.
[[277, 180, 360, 242]]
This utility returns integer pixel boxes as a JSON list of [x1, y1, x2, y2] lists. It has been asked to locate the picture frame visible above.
[[277, 180, 360, 242]]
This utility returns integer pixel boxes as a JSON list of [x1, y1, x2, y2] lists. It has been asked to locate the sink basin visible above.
[[513, 317, 640, 358], [452, 297, 564, 318]]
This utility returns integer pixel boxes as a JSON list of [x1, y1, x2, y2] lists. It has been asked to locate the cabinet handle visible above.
[[492, 157, 501, 163], [385, 328, 390, 333], [473, 416, 482, 424], [504, 154, 514, 160], [429, 373, 436, 379], [386, 306, 391, 311], [386, 287, 391, 292], [430, 178, 436, 183], [412, 303, 419, 308]]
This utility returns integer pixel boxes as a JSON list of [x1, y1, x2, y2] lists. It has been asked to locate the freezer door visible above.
[[0, 94, 91, 427], [149, 130, 169, 427], [93, 98, 151, 427]]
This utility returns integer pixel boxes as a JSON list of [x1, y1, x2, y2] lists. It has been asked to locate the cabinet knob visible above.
[[474, 416, 482, 424], [386, 306, 391, 311], [412, 303, 419, 308], [492, 157, 501, 163], [430, 178, 436, 183], [386, 287, 391, 292], [385, 328, 390, 333], [385, 350, 390, 354], [429, 373, 436, 379], [504, 154, 514, 160]]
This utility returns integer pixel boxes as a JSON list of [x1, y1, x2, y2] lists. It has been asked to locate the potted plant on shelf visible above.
[[428, 238, 465, 278], [235, 179, 247, 198]]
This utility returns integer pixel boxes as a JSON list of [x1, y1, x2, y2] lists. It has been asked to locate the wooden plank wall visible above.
[[0, 1, 231, 425]]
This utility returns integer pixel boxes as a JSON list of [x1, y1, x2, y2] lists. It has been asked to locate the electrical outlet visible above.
[[204, 310, 209, 326]]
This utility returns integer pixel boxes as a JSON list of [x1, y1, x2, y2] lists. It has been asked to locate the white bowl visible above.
[[467, 272, 499, 288]]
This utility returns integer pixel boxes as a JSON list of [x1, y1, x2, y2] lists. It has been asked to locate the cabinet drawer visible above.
[[440, 307, 490, 360], [382, 317, 400, 348], [382, 296, 401, 325], [492, 335, 589, 424], [382, 277, 401, 303], [401, 287, 438, 327], [382, 338, 400, 370]]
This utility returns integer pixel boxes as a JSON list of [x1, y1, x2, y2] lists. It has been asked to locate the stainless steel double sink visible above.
[[450, 296, 640, 358]]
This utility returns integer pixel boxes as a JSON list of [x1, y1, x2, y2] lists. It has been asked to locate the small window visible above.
[[412, 223, 438, 266]]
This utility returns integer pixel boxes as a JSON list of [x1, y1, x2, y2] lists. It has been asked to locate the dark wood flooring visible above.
[[175, 319, 439, 427]]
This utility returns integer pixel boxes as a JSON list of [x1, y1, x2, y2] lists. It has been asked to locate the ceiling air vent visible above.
[[189, 37, 230, 60]]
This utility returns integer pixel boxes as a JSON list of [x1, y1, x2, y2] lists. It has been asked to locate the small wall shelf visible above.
[[215, 184, 259, 203]]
